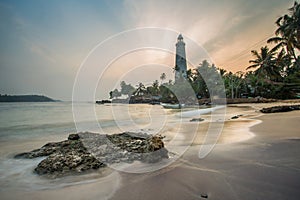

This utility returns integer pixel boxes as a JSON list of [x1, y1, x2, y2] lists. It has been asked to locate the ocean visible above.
[[0, 102, 76, 142], [1, 102, 298, 200], [0, 102, 183, 191], [0, 102, 226, 192], [0, 102, 176, 141]]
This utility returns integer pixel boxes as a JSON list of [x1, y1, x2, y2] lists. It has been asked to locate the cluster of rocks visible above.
[[81, 132, 168, 164], [95, 100, 111, 104], [15, 132, 168, 178], [231, 114, 243, 119], [190, 118, 204, 122], [260, 105, 300, 113]]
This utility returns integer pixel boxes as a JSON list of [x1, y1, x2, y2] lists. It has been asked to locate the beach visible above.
[[1, 1, 299, 199], [0, 102, 300, 200], [110, 103, 300, 200]]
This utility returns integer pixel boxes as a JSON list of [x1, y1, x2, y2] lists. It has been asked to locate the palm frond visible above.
[[270, 43, 285, 53], [275, 16, 283, 26], [267, 37, 283, 44], [246, 64, 259, 70], [250, 50, 260, 59]]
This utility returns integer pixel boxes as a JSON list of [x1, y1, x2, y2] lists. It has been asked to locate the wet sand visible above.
[[109, 107, 300, 200], [1, 104, 300, 200]]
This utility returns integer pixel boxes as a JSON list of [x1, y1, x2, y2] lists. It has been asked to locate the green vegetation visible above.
[[0, 94, 56, 102], [109, 2, 300, 101], [247, 1, 300, 98]]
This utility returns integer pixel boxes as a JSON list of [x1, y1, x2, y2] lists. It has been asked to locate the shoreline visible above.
[[1, 103, 300, 199], [109, 107, 300, 200]]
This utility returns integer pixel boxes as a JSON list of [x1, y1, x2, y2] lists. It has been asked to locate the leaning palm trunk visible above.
[[297, 27, 300, 49]]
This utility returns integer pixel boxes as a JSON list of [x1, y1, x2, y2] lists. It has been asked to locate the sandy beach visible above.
[[109, 103, 300, 200], [1, 102, 300, 200]]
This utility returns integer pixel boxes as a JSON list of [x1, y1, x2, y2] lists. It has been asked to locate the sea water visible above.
[[0, 102, 173, 191], [0, 102, 221, 191]]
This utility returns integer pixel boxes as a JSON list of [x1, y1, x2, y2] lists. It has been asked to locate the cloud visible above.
[[0, 0, 296, 100], [120, 0, 294, 73]]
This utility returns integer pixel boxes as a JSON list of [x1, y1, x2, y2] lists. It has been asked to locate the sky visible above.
[[0, 0, 295, 101]]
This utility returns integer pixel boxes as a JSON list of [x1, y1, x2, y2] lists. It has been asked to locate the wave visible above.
[[0, 157, 119, 191], [177, 106, 226, 118]]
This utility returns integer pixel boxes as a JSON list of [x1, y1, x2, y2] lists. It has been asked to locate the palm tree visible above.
[[218, 68, 227, 77], [245, 72, 259, 96], [267, 1, 300, 60], [134, 83, 147, 96], [149, 80, 159, 96], [247, 46, 281, 81], [186, 69, 193, 83], [160, 73, 166, 85], [288, 1, 300, 45], [274, 49, 292, 77]]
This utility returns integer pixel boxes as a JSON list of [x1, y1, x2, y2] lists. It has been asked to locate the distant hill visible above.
[[0, 94, 57, 102]]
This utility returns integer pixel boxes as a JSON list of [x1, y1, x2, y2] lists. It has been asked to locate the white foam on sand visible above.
[[0, 164, 121, 200], [177, 106, 226, 118], [220, 119, 260, 144], [177, 105, 262, 145], [0, 155, 121, 200], [221, 105, 265, 144]]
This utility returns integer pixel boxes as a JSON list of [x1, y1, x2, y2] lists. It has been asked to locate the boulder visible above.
[[231, 115, 239, 119], [68, 133, 80, 140], [15, 132, 168, 178], [190, 118, 204, 122], [260, 105, 300, 113], [35, 150, 105, 177]]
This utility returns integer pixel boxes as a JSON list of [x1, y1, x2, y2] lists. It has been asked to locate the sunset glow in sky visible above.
[[0, 0, 294, 100]]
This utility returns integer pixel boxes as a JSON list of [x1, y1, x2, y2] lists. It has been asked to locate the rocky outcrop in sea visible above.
[[260, 105, 300, 113], [15, 132, 168, 178]]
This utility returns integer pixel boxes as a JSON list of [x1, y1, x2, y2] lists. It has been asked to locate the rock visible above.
[[260, 105, 300, 113], [104, 133, 168, 163], [96, 100, 111, 104], [68, 133, 80, 140], [190, 118, 204, 122], [15, 141, 69, 158], [35, 151, 105, 177], [15, 132, 168, 178], [141, 148, 169, 163], [200, 193, 208, 198], [231, 115, 239, 119]]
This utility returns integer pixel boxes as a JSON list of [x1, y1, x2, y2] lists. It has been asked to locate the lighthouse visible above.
[[175, 34, 187, 82]]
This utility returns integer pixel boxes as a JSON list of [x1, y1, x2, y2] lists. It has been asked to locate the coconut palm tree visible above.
[[218, 68, 227, 77], [288, 1, 300, 45], [186, 69, 193, 83], [274, 49, 292, 77], [247, 46, 281, 81], [267, 1, 300, 60], [133, 82, 147, 96], [148, 80, 159, 96], [160, 73, 166, 85]]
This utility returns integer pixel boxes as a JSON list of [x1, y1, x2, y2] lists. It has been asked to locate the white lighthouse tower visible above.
[[175, 34, 187, 82]]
